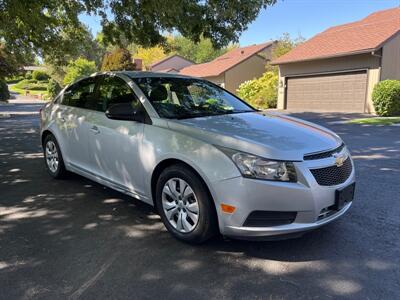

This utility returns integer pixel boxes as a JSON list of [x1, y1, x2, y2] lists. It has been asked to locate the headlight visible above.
[[219, 148, 297, 182]]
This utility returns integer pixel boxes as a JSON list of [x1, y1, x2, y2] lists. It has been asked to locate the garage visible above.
[[285, 71, 368, 112]]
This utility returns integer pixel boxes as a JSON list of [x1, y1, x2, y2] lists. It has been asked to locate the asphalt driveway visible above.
[[0, 102, 399, 299]]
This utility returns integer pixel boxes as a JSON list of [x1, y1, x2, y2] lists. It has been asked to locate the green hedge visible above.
[[372, 80, 400, 116], [0, 80, 10, 101], [47, 79, 62, 99], [32, 70, 50, 81], [14, 79, 48, 91]]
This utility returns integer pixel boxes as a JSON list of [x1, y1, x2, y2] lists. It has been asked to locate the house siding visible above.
[[151, 56, 193, 72], [204, 75, 225, 87], [224, 55, 267, 94], [381, 33, 400, 80]]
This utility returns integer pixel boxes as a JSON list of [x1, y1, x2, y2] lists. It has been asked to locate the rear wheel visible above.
[[156, 164, 217, 243], [43, 134, 67, 179]]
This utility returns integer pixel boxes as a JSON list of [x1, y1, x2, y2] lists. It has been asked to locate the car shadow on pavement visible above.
[[0, 114, 399, 299]]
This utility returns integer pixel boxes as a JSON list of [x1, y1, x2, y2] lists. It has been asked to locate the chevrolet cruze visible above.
[[40, 71, 355, 243]]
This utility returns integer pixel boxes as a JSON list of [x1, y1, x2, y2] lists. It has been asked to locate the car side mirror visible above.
[[105, 103, 143, 122]]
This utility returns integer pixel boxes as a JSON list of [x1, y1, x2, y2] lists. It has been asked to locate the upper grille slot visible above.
[[310, 157, 352, 186], [304, 143, 345, 160]]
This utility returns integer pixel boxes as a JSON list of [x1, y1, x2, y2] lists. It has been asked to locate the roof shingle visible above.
[[180, 41, 273, 77], [273, 7, 400, 64]]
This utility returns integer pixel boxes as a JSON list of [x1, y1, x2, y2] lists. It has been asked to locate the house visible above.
[[180, 41, 275, 94], [150, 54, 194, 73], [272, 7, 400, 113]]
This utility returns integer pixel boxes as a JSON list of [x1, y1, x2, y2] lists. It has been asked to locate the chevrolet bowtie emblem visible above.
[[333, 152, 347, 167]]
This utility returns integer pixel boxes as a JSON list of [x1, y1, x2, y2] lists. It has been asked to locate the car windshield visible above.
[[133, 77, 255, 119]]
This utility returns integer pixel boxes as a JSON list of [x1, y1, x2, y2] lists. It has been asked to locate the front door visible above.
[[86, 75, 146, 198]]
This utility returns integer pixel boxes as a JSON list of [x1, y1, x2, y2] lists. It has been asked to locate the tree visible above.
[[44, 25, 105, 84], [0, 45, 19, 79], [0, 0, 276, 78], [130, 45, 167, 70], [168, 35, 236, 63], [101, 48, 136, 71], [272, 33, 305, 60], [63, 58, 97, 85]]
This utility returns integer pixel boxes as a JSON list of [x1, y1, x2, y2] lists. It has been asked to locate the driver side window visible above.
[[98, 76, 139, 112]]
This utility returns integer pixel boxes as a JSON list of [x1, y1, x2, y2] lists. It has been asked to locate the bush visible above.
[[63, 58, 97, 85], [14, 79, 47, 91], [372, 80, 400, 116], [237, 71, 278, 109], [5, 75, 24, 84], [32, 70, 50, 81], [47, 79, 62, 99], [25, 71, 32, 79], [0, 80, 10, 101], [101, 48, 136, 71]]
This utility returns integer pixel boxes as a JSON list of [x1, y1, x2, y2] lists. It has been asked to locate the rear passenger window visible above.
[[98, 76, 139, 112], [62, 79, 96, 109]]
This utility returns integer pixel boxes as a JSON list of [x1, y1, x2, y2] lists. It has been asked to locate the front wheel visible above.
[[156, 164, 217, 244], [43, 134, 67, 179]]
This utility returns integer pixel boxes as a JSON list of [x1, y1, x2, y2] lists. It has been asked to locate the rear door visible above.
[[86, 75, 146, 197], [54, 78, 97, 170]]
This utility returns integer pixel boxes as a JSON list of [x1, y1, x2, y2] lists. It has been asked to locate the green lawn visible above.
[[9, 83, 48, 98], [348, 117, 400, 125]]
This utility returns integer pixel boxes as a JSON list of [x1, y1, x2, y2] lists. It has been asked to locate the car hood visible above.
[[166, 112, 342, 161]]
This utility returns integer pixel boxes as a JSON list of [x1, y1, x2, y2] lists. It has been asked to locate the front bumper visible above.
[[211, 157, 355, 239]]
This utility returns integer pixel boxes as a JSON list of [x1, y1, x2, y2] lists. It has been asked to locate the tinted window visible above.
[[62, 78, 96, 109], [133, 77, 254, 119], [97, 76, 139, 112]]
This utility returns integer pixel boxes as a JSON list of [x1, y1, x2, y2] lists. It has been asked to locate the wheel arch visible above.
[[150, 158, 218, 221], [41, 129, 54, 147]]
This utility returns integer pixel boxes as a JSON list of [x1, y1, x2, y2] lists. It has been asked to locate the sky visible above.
[[80, 0, 399, 46]]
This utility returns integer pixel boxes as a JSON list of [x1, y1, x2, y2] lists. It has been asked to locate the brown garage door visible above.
[[286, 71, 367, 112]]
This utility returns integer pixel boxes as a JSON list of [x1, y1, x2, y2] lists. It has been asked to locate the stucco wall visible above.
[[381, 33, 400, 80], [277, 53, 382, 112], [224, 55, 267, 94]]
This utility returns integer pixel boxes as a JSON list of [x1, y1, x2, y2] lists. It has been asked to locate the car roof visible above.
[[91, 71, 197, 80]]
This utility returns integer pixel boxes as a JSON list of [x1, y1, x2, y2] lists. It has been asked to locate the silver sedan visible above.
[[40, 71, 355, 243]]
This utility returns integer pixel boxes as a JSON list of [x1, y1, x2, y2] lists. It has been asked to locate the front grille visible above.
[[310, 158, 352, 186], [304, 143, 345, 160], [243, 211, 297, 227]]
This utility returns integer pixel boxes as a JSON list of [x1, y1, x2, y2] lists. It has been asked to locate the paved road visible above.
[[1, 102, 399, 299]]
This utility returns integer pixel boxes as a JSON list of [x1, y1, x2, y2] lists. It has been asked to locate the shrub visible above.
[[47, 79, 62, 99], [237, 71, 278, 109], [32, 70, 50, 81], [14, 79, 47, 91], [5, 75, 24, 84], [0, 80, 10, 101], [63, 58, 97, 85], [101, 48, 136, 71], [25, 71, 32, 79], [372, 80, 400, 116]]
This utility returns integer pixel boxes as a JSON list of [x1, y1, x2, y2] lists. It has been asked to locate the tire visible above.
[[156, 164, 218, 244], [43, 134, 67, 179]]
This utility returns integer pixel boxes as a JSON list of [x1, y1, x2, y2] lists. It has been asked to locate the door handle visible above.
[[90, 125, 100, 134]]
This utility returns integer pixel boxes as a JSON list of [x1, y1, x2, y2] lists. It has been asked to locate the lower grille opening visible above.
[[243, 211, 297, 227]]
